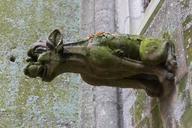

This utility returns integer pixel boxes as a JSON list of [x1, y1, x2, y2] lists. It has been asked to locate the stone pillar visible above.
[[80, 1, 95, 128], [116, 0, 145, 128], [80, 0, 120, 128], [128, 0, 144, 34], [116, 0, 131, 33]]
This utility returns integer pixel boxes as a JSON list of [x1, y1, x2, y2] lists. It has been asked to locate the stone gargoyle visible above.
[[24, 29, 177, 97]]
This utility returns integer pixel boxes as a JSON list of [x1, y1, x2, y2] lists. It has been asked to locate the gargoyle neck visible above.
[[59, 55, 88, 74]]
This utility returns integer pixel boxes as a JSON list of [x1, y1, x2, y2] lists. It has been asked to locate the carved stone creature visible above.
[[24, 29, 177, 97]]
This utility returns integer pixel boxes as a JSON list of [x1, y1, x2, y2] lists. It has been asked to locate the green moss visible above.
[[140, 38, 166, 65], [0, 0, 80, 127], [180, 0, 189, 8], [88, 47, 116, 67], [178, 76, 188, 94], [181, 107, 192, 128], [140, 39, 162, 54], [134, 91, 147, 123], [182, 15, 192, 64], [182, 15, 192, 27], [107, 35, 141, 59], [135, 117, 150, 128], [151, 99, 163, 128], [162, 32, 171, 40]]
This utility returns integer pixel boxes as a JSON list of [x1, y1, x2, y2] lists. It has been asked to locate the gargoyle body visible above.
[[24, 30, 177, 97]]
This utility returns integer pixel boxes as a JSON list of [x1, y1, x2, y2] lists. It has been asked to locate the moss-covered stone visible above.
[[135, 117, 150, 128], [182, 15, 192, 64], [178, 76, 188, 94], [134, 91, 147, 123], [140, 38, 167, 65], [181, 107, 192, 128], [151, 99, 163, 128], [180, 0, 190, 8]]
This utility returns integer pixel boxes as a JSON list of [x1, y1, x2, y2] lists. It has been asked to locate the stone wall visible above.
[[80, 0, 120, 128], [80, 0, 192, 128], [0, 1, 80, 127], [144, 0, 192, 127]]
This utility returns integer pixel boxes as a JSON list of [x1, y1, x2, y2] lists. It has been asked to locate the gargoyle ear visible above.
[[48, 29, 63, 46]]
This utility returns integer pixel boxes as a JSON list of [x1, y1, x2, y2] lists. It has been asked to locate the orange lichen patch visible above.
[[87, 34, 94, 39], [95, 32, 105, 36], [87, 32, 106, 45], [87, 32, 111, 40], [87, 41, 93, 48]]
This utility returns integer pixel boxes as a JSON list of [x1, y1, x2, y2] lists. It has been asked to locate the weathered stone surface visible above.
[[144, 0, 192, 127], [0, 1, 80, 127], [80, 0, 120, 128], [79, 1, 95, 128]]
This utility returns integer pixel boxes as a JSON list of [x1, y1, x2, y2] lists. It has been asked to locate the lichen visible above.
[[140, 38, 166, 65], [180, 0, 190, 8], [182, 15, 192, 28], [0, 0, 80, 127], [134, 91, 146, 123], [181, 106, 192, 128], [183, 15, 192, 64], [135, 117, 150, 128], [151, 100, 163, 128], [178, 76, 188, 94]]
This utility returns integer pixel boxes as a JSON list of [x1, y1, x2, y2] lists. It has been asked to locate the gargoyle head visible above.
[[24, 29, 65, 82]]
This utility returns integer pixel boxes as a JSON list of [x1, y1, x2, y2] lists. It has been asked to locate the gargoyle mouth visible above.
[[24, 63, 48, 80], [38, 65, 48, 79]]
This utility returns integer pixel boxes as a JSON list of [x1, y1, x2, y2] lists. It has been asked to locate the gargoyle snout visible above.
[[24, 66, 30, 77], [24, 63, 47, 78], [24, 65, 37, 78], [24, 64, 39, 78]]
